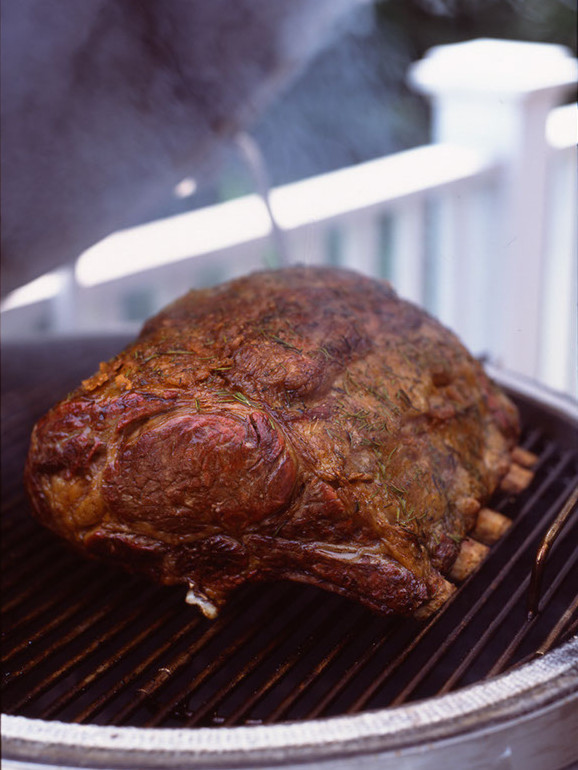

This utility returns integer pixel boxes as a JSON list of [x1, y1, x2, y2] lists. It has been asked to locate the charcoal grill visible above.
[[2, 336, 577, 769]]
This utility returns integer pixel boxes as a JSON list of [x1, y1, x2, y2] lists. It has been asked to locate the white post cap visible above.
[[409, 38, 578, 97]]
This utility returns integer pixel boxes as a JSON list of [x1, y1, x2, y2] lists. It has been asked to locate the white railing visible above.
[[2, 39, 577, 398]]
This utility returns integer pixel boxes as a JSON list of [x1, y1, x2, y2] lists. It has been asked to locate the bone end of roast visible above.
[[511, 446, 538, 469], [449, 537, 490, 582], [414, 575, 456, 619], [500, 463, 534, 494], [472, 507, 512, 545]]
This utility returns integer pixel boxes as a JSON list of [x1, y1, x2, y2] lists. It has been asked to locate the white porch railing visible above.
[[2, 39, 577, 398]]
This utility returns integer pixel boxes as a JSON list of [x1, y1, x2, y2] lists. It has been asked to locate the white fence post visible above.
[[409, 39, 577, 379], [50, 265, 79, 333], [539, 105, 578, 396]]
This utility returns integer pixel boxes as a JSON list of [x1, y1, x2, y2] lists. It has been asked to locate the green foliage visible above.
[[375, 0, 576, 58]]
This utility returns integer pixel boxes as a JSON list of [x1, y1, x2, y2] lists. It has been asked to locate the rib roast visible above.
[[25, 266, 520, 618]]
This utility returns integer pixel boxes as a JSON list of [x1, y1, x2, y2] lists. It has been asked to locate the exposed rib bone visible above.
[[472, 507, 512, 545], [415, 576, 456, 619], [449, 537, 490, 582], [511, 446, 538, 469], [500, 462, 534, 494]]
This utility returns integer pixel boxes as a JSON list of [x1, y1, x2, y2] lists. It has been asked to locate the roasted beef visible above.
[[25, 266, 519, 618]]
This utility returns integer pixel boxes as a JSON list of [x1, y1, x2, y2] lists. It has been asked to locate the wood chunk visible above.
[[415, 576, 456, 619], [511, 446, 538, 469], [449, 537, 490, 583], [472, 507, 512, 545], [500, 462, 534, 494]]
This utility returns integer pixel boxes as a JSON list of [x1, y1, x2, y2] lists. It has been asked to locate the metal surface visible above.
[[3, 640, 577, 770], [2, 340, 578, 769], [527, 485, 578, 617]]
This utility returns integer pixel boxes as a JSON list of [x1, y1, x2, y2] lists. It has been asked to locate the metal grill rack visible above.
[[1, 338, 577, 734]]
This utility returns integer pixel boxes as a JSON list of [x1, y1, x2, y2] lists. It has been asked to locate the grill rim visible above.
[[3, 367, 578, 768], [3, 638, 577, 769]]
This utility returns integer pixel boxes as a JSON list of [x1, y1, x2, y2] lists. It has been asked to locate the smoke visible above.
[[1, 0, 366, 294]]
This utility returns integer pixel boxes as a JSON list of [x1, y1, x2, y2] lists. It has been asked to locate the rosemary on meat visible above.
[[215, 390, 254, 407]]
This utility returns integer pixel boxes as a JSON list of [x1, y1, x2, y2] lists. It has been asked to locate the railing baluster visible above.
[[340, 212, 381, 278], [390, 197, 426, 306]]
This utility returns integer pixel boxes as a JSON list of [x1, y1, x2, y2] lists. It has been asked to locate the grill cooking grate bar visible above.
[[2, 359, 577, 728], [3, 563, 119, 662], [302, 618, 400, 720], [527, 485, 578, 616], [219, 595, 362, 727], [70, 595, 204, 725], [2, 551, 95, 619], [6, 579, 161, 713], [263, 605, 369, 724], [487, 546, 578, 678], [1, 523, 53, 580], [538, 597, 578, 654], [81, 603, 210, 725], [39, 595, 185, 722], [136, 585, 312, 727], [148, 588, 324, 727], [104, 583, 291, 725]]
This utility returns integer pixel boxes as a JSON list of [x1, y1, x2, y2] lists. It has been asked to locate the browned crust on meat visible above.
[[25, 266, 520, 617]]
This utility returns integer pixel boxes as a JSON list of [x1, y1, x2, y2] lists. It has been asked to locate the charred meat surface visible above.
[[25, 267, 519, 618]]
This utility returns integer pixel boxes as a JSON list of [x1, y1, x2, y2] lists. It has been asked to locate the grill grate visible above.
[[2, 338, 577, 729]]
